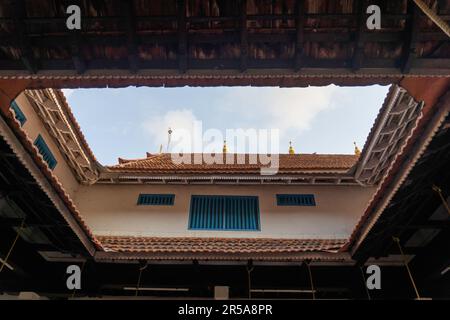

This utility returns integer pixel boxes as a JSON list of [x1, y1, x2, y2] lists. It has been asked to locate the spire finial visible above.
[[166, 127, 173, 152], [354, 141, 361, 156], [223, 140, 227, 153], [288, 141, 295, 155]]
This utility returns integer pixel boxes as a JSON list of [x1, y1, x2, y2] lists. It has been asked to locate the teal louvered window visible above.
[[276, 194, 316, 206], [10, 101, 27, 126], [137, 194, 175, 206], [34, 135, 57, 170], [189, 195, 260, 231]]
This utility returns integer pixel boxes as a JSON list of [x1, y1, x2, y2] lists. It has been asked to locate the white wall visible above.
[[14, 93, 80, 198], [74, 184, 375, 239]]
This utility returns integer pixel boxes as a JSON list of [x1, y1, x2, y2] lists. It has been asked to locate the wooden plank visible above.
[[398, 220, 450, 230]]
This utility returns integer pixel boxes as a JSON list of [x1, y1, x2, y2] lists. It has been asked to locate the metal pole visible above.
[[306, 261, 316, 300], [0, 219, 25, 273], [393, 237, 421, 299]]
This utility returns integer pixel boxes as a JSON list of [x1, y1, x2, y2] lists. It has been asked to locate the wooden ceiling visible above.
[[0, 0, 448, 84]]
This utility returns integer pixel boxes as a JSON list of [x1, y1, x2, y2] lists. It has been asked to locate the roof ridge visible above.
[[105, 153, 358, 173], [121, 152, 357, 160]]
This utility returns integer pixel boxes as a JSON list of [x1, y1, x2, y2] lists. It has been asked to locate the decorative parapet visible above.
[[355, 85, 424, 185], [24, 89, 99, 184]]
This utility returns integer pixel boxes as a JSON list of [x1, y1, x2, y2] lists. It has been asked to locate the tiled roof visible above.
[[107, 153, 358, 174], [1, 91, 102, 253], [347, 82, 450, 252], [98, 236, 347, 254]]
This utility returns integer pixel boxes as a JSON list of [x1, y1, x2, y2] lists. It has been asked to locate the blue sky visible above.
[[63, 85, 389, 165]]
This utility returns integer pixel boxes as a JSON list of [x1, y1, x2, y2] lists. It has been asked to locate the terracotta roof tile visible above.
[[98, 236, 347, 254], [107, 153, 358, 174]]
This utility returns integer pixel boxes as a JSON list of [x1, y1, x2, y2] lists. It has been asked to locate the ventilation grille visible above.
[[137, 194, 175, 206], [276, 194, 316, 206], [10, 101, 27, 126], [34, 134, 57, 170]]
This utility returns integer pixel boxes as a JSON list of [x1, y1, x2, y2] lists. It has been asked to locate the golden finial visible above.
[[354, 142, 361, 156], [222, 140, 227, 153], [288, 141, 295, 155]]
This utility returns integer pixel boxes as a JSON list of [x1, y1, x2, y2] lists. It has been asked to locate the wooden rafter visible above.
[[402, 2, 421, 74], [294, 0, 306, 71], [68, 0, 85, 74], [240, 0, 248, 72], [12, 0, 37, 74], [70, 32, 86, 75], [177, 0, 188, 73], [123, 0, 139, 73], [352, 0, 367, 71]]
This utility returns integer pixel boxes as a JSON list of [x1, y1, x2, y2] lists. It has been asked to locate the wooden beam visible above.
[[123, 0, 139, 73], [294, 0, 305, 71], [13, 0, 37, 74], [0, 13, 418, 24], [3, 30, 442, 49], [402, 2, 421, 74], [240, 0, 248, 72], [177, 0, 187, 73], [352, 0, 367, 71], [398, 220, 450, 230], [0, 217, 24, 228], [2, 57, 449, 72], [0, 220, 60, 230], [425, 41, 446, 58]]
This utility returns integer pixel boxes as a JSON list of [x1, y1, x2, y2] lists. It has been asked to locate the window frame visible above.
[[10, 101, 27, 126], [33, 134, 57, 170], [276, 194, 316, 206], [188, 195, 260, 231], [137, 194, 175, 206]]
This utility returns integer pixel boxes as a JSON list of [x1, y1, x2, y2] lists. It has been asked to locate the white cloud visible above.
[[142, 86, 338, 153], [143, 109, 200, 153], [223, 86, 337, 131], [217, 86, 338, 147]]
